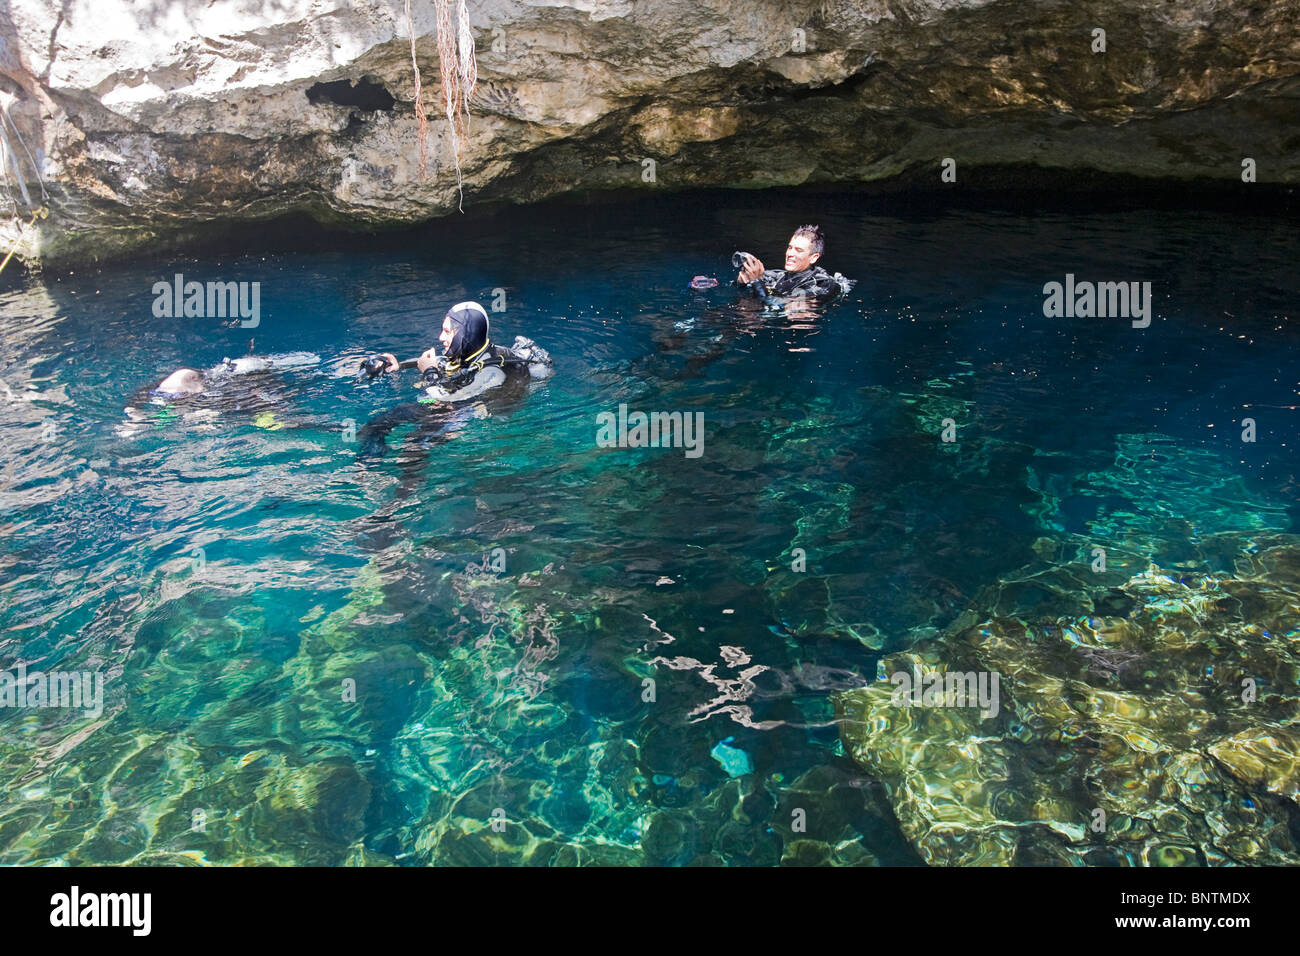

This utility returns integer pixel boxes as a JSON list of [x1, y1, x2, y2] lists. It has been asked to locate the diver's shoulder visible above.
[[813, 265, 856, 294]]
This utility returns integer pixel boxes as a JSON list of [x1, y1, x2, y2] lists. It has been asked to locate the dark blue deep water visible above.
[[0, 187, 1296, 864]]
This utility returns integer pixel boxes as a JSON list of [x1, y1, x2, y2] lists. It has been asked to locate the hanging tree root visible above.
[[407, 0, 478, 208], [406, 0, 430, 179]]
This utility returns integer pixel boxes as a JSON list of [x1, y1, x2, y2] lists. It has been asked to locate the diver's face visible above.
[[439, 316, 455, 351], [785, 235, 819, 272]]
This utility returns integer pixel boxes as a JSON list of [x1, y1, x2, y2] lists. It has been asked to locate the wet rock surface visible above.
[[1, 0, 1297, 262]]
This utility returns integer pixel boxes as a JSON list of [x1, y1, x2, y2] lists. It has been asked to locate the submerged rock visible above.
[[1208, 728, 1300, 808], [839, 533, 1300, 866]]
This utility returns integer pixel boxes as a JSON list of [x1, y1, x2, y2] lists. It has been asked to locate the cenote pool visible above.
[[0, 187, 1297, 865]]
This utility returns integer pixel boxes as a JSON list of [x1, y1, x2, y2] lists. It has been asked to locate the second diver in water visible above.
[[357, 301, 552, 459]]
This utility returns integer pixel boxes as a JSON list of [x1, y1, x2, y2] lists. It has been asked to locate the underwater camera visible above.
[[733, 252, 777, 307], [360, 355, 390, 378], [730, 253, 778, 306]]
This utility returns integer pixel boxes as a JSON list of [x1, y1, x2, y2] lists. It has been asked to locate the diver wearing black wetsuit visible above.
[[735, 224, 855, 303], [357, 301, 552, 459], [118, 353, 324, 436], [419, 302, 551, 403], [746, 263, 854, 298]]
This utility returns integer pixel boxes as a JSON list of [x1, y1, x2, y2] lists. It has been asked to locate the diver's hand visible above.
[[737, 254, 764, 284], [360, 352, 401, 378], [416, 347, 441, 374]]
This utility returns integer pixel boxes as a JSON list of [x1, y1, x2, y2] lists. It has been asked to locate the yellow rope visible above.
[[0, 204, 47, 275]]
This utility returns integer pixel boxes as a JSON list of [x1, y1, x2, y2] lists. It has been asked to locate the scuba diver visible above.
[[356, 301, 552, 460], [349, 301, 553, 552], [646, 225, 857, 383], [733, 224, 856, 309], [117, 351, 322, 437]]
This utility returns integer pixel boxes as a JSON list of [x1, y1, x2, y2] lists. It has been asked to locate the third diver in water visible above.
[[118, 351, 323, 437]]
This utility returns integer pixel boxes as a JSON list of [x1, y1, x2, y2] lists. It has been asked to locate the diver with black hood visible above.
[[357, 301, 552, 459]]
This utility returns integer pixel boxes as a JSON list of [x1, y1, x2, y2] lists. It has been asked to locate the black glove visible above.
[[747, 279, 778, 308]]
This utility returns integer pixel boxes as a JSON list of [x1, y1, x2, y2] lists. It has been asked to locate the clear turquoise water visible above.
[[0, 188, 1296, 864]]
